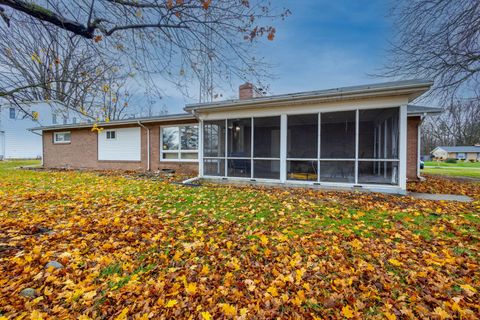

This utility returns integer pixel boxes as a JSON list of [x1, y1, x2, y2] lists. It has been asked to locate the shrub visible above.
[[445, 158, 457, 163]]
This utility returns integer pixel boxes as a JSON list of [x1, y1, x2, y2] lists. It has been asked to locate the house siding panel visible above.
[[98, 127, 141, 161]]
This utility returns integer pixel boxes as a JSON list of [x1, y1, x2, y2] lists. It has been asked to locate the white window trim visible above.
[[106, 130, 117, 140], [160, 123, 199, 162], [53, 131, 71, 144]]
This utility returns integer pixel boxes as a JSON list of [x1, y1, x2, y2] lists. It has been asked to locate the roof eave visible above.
[[29, 114, 196, 131], [185, 81, 433, 113]]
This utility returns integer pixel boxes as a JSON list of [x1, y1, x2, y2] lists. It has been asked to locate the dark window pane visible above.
[[203, 120, 225, 157], [287, 114, 318, 158], [321, 111, 356, 159], [181, 125, 198, 150], [228, 118, 251, 157], [162, 127, 179, 150], [358, 161, 399, 185], [320, 161, 355, 183], [254, 116, 280, 158], [287, 160, 318, 181], [204, 159, 225, 176], [227, 159, 251, 178], [254, 160, 280, 179], [359, 108, 399, 159]]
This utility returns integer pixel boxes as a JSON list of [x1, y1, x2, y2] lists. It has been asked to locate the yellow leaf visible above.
[[350, 239, 362, 250], [259, 235, 268, 245], [78, 315, 92, 320], [388, 259, 403, 267], [200, 264, 209, 275], [165, 299, 177, 308], [342, 305, 354, 319], [30, 310, 44, 320], [185, 282, 197, 295], [267, 286, 278, 297], [219, 303, 237, 317], [434, 307, 450, 319], [114, 307, 128, 320], [459, 284, 477, 296], [385, 311, 396, 320], [83, 291, 97, 300], [201, 312, 212, 320]]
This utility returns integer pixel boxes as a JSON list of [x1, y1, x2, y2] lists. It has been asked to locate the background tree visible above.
[[385, 0, 480, 103], [0, 0, 289, 104], [0, 16, 136, 120], [421, 99, 480, 154]]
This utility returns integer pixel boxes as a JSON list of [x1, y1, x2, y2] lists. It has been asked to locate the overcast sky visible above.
[[158, 0, 393, 114]]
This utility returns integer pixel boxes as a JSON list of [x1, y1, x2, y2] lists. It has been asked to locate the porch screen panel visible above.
[[253, 116, 280, 179], [203, 120, 226, 176], [320, 111, 356, 159], [227, 118, 251, 177], [287, 114, 318, 181], [287, 114, 318, 158], [320, 161, 355, 183], [358, 107, 399, 185], [319, 111, 355, 183]]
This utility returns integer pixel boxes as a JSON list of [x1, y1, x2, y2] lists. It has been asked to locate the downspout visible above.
[[137, 121, 150, 171], [28, 129, 44, 166], [417, 114, 426, 180]]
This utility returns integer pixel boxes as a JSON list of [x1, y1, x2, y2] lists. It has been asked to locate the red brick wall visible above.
[[407, 116, 421, 180], [43, 120, 199, 175]]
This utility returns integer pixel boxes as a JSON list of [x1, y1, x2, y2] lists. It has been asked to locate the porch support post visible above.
[[399, 104, 408, 190], [198, 119, 204, 177], [280, 114, 287, 183]]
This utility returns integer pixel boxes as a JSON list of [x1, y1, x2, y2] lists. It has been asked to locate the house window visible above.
[[53, 131, 71, 144], [161, 124, 198, 161], [63, 116, 68, 125], [9, 108, 15, 119], [52, 114, 57, 124], [72, 117, 77, 124], [106, 130, 116, 140], [457, 152, 466, 160]]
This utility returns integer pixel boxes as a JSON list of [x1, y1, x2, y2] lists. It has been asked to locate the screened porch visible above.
[[202, 107, 400, 186]]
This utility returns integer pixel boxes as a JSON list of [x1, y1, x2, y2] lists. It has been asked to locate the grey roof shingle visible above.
[[185, 79, 434, 112], [434, 146, 480, 153], [29, 113, 195, 131]]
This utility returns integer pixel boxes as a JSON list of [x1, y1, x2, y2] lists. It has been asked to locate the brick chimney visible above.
[[239, 82, 264, 99]]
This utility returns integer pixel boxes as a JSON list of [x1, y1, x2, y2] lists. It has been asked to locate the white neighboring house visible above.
[[0, 101, 76, 159]]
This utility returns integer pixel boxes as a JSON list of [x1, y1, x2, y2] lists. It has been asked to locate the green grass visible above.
[[422, 167, 480, 179], [424, 160, 480, 168], [0, 159, 41, 169]]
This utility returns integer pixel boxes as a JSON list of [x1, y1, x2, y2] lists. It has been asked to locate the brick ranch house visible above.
[[32, 80, 442, 194]]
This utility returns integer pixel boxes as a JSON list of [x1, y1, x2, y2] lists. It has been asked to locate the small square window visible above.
[[106, 130, 116, 140], [9, 108, 15, 119], [53, 132, 71, 143]]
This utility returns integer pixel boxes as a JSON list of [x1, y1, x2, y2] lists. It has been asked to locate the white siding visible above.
[[0, 102, 65, 159], [98, 127, 141, 161]]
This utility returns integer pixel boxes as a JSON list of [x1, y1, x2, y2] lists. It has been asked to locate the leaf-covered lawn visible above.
[[1, 161, 479, 319]]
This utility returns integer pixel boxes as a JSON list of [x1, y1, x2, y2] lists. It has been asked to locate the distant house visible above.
[[0, 102, 73, 159], [32, 80, 441, 194], [431, 146, 480, 161]]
